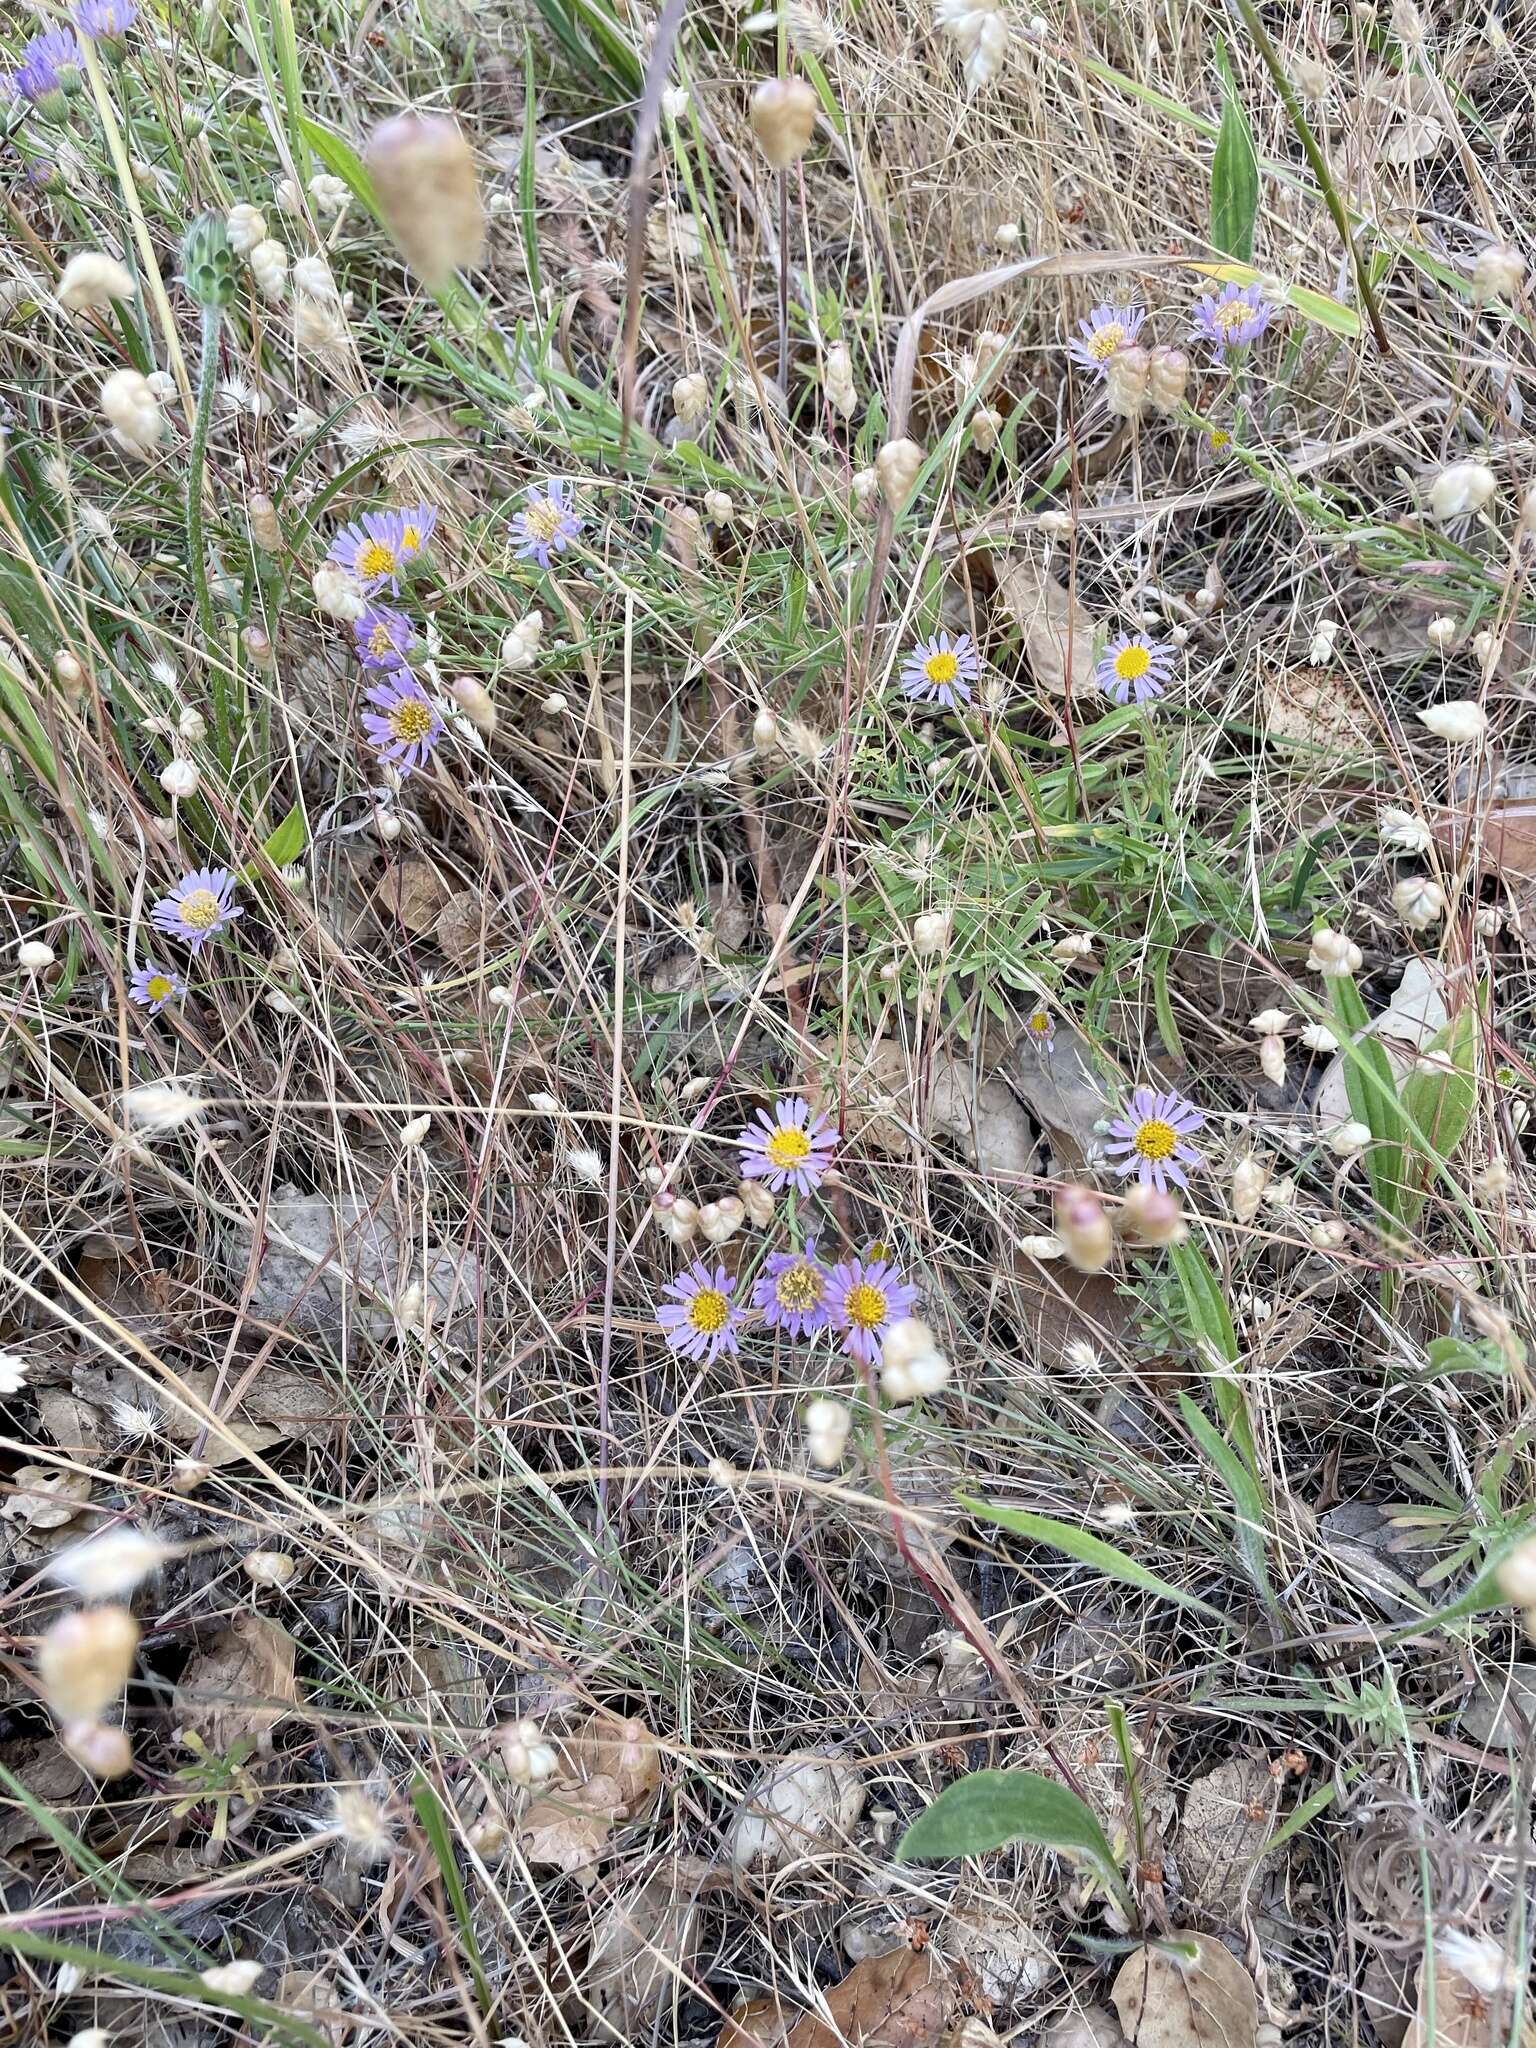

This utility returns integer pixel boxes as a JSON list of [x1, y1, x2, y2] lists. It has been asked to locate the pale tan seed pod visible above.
[[62, 1718, 133, 1776], [364, 113, 486, 290], [450, 676, 497, 738], [874, 436, 923, 509], [1472, 242, 1524, 302], [247, 492, 282, 551], [1104, 344, 1150, 420], [749, 77, 819, 171], [37, 1605, 140, 1721], [1056, 1185, 1112, 1273], [1118, 1182, 1187, 1246], [1146, 344, 1189, 412]]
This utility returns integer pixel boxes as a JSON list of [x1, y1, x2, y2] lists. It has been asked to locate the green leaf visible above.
[[1397, 1002, 1478, 1231], [295, 115, 381, 217], [1168, 1239, 1258, 1470], [1328, 972, 1406, 1230], [960, 1497, 1223, 1619], [1178, 1392, 1275, 1611], [1210, 44, 1259, 262], [260, 802, 307, 869], [411, 1776, 491, 2014], [896, 1768, 1131, 1912]]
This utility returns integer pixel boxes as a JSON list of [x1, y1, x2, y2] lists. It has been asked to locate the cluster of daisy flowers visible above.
[[10, 1, 136, 108], [1069, 281, 1274, 376], [654, 1097, 921, 1371], [125, 864, 242, 1017], [324, 505, 450, 777]]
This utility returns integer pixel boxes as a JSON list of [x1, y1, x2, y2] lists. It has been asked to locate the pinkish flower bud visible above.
[[1119, 1181, 1188, 1247], [62, 1718, 133, 1776], [1056, 1184, 1112, 1272], [37, 1606, 139, 1722], [364, 113, 486, 290]]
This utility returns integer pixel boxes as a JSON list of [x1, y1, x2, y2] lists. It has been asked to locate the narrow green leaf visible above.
[[1397, 1003, 1478, 1231], [960, 1497, 1224, 1619], [411, 1776, 491, 2014], [260, 801, 307, 869], [1178, 1393, 1275, 1609], [1329, 973, 1405, 1228], [295, 115, 381, 217], [1210, 44, 1259, 262], [896, 1768, 1132, 1914]]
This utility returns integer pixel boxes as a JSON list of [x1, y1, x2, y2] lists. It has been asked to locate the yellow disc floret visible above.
[[765, 1125, 812, 1169], [775, 1262, 823, 1313], [178, 889, 220, 931], [843, 1281, 887, 1330], [924, 651, 959, 686], [1133, 1117, 1178, 1162], [1114, 644, 1152, 684], [389, 699, 437, 745], [687, 1287, 730, 1335], [356, 539, 396, 581]]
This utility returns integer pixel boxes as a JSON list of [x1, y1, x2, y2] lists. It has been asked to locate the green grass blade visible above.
[[960, 1497, 1224, 1619]]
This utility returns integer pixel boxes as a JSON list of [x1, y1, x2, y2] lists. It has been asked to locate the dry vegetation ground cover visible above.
[[0, 0, 1535, 2043]]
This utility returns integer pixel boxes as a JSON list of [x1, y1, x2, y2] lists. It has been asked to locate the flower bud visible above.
[[1391, 874, 1446, 930], [498, 1716, 559, 1786], [1146, 344, 1190, 412], [226, 202, 267, 255], [1056, 1185, 1112, 1272], [1104, 343, 1150, 419], [971, 406, 1002, 452], [242, 625, 274, 668], [365, 112, 486, 289], [1498, 1536, 1536, 1607], [704, 488, 734, 524], [1428, 461, 1497, 521], [1230, 1154, 1268, 1224], [911, 907, 952, 953], [1472, 241, 1524, 302], [500, 609, 544, 671], [1118, 1182, 1187, 1246], [100, 368, 164, 456], [1425, 615, 1457, 648], [1306, 925, 1362, 977], [651, 1190, 698, 1245], [1327, 1119, 1371, 1157], [181, 212, 239, 310], [881, 1318, 951, 1402], [56, 250, 135, 314], [159, 757, 200, 800], [247, 492, 282, 551], [62, 1719, 133, 1776], [1259, 1035, 1287, 1086], [37, 1605, 140, 1721], [312, 562, 367, 622], [749, 77, 819, 170], [804, 1396, 850, 1467], [751, 706, 779, 755], [738, 1178, 775, 1228], [824, 340, 856, 418], [17, 939, 55, 971], [53, 649, 86, 693], [672, 372, 710, 432], [450, 675, 497, 737], [248, 238, 288, 299], [1417, 699, 1487, 743], [875, 436, 924, 509], [699, 1195, 746, 1245]]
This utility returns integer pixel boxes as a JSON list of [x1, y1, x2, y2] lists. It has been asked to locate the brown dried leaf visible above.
[[1261, 660, 1376, 750], [0, 1464, 92, 1530], [1111, 1935, 1256, 2048], [784, 1946, 956, 2048], [174, 1611, 300, 1756], [566, 1711, 663, 1819], [579, 1867, 704, 2034], [0, 1737, 87, 1852], [1403, 1952, 1536, 2048], [1431, 798, 1536, 882], [377, 858, 449, 936], [518, 1777, 619, 1886], [720, 1997, 797, 2047], [996, 556, 1099, 697], [1177, 1757, 1278, 1922], [435, 889, 492, 965]]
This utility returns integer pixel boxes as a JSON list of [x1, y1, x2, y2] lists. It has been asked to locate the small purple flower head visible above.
[[361, 669, 445, 776], [150, 867, 242, 955], [1192, 281, 1273, 353], [656, 1260, 746, 1364], [12, 27, 82, 108], [329, 510, 415, 594], [1068, 303, 1145, 377], [396, 503, 437, 564], [827, 1254, 918, 1367], [353, 603, 416, 671], [129, 960, 184, 1014], [900, 630, 978, 709], [737, 1095, 838, 1197], [1097, 632, 1176, 706], [512, 479, 582, 568], [74, 0, 138, 41], [1104, 1085, 1205, 1192], [753, 1236, 833, 1339], [1023, 1006, 1055, 1053]]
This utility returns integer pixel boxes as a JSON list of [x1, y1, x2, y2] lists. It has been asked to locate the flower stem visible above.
[[186, 300, 226, 741]]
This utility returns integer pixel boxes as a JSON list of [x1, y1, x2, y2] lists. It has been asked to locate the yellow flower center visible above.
[[1087, 322, 1126, 361], [765, 1126, 812, 1169], [1029, 1010, 1050, 1034], [1113, 644, 1152, 682], [145, 974, 173, 1002], [523, 498, 566, 544], [687, 1287, 730, 1335], [400, 523, 422, 554], [178, 888, 221, 931], [356, 539, 396, 580], [1207, 427, 1232, 452], [369, 623, 396, 656], [1133, 1117, 1178, 1162], [843, 1281, 887, 1330], [1213, 299, 1250, 332], [924, 651, 959, 686], [775, 1261, 824, 1313], [389, 698, 437, 745]]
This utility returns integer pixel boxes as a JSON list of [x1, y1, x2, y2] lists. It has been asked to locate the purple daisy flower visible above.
[[329, 510, 413, 595], [361, 669, 445, 776], [1104, 1085, 1205, 1192], [1192, 281, 1273, 354], [1023, 1006, 1055, 1053], [396, 503, 437, 564], [656, 1260, 746, 1364], [150, 867, 242, 955], [353, 603, 416, 671], [512, 479, 582, 568], [753, 1236, 833, 1339], [74, 0, 137, 41], [1097, 632, 1176, 706], [129, 960, 184, 1014], [13, 27, 82, 108], [899, 630, 978, 709], [1067, 303, 1145, 377], [737, 1095, 838, 1197], [826, 1254, 919, 1367]]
